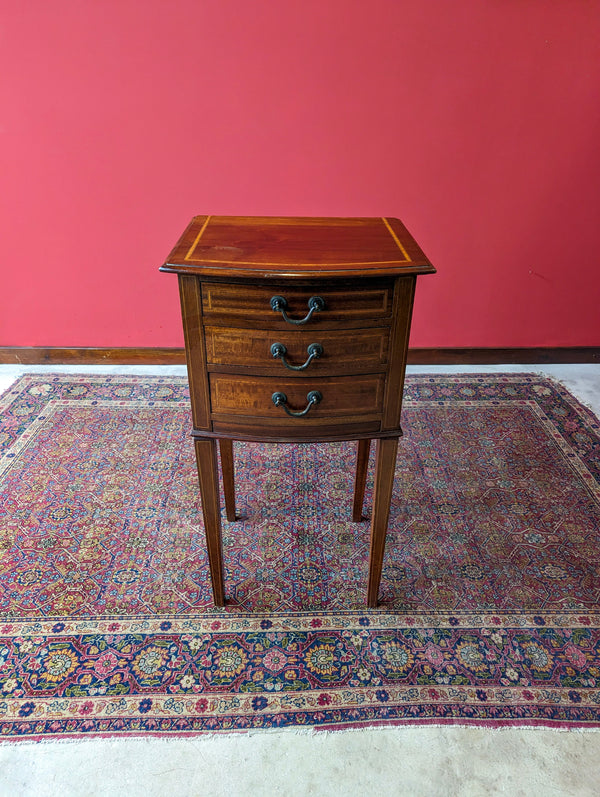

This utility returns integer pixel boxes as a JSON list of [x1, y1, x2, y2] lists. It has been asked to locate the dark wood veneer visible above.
[[201, 280, 395, 326], [204, 326, 389, 373], [160, 215, 435, 608]]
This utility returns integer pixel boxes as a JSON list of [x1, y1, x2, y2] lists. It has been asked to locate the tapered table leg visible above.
[[352, 438, 371, 522], [219, 438, 236, 521], [194, 438, 225, 606], [367, 437, 398, 608]]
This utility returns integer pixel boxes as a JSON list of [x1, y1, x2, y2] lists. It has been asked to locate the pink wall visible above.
[[1, 1, 599, 349]]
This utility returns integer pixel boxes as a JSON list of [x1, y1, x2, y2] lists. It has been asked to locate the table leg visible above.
[[352, 438, 371, 522], [367, 437, 398, 608], [219, 438, 237, 521], [194, 438, 225, 606]]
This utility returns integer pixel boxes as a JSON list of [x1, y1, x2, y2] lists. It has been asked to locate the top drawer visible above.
[[201, 280, 394, 328]]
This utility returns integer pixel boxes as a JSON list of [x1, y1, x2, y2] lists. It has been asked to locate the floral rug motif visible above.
[[0, 373, 599, 738]]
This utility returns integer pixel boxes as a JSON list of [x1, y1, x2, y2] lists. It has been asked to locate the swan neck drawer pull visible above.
[[270, 295, 325, 325], [270, 342, 323, 371], [271, 390, 322, 417]]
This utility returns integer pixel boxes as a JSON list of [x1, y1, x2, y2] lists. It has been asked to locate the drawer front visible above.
[[209, 374, 384, 420], [204, 326, 389, 374], [201, 282, 393, 328]]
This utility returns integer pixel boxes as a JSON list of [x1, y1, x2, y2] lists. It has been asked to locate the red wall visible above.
[[2, 1, 599, 348]]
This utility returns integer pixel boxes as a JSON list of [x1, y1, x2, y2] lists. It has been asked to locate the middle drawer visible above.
[[204, 326, 389, 375]]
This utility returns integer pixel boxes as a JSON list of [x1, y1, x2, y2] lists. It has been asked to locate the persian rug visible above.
[[0, 373, 599, 740]]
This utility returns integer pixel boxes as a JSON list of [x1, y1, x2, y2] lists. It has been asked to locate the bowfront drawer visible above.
[[204, 326, 389, 374], [201, 281, 393, 328], [209, 373, 384, 422]]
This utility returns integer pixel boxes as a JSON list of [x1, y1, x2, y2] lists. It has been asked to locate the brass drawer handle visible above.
[[271, 390, 322, 417], [270, 295, 325, 325], [270, 342, 323, 371]]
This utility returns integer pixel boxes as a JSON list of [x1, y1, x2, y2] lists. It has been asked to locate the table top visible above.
[[160, 215, 435, 280]]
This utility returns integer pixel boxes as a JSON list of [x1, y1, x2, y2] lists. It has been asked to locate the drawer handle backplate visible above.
[[270, 342, 323, 371], [271, 390, 322, 417], [270, 295, 325, 325]]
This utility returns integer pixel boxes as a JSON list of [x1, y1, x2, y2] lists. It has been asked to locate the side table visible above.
[[160, 216, 435, 607]]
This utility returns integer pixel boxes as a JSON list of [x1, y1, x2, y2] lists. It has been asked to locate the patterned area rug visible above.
[[0, 373, 599, 739]]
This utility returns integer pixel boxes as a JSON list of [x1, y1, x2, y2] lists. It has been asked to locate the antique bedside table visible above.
[[160, 216, 435, 607]]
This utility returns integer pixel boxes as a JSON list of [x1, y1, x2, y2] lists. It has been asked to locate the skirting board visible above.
[[0, 347, 599, 365]]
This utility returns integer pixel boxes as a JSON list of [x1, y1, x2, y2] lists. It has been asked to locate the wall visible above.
[[1, 1, 599, 349]]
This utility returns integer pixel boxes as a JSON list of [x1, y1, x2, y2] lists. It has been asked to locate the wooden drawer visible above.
[[201, 281, 394, 328], [209, 374, 385, 419], [204, 326, 389, 375]]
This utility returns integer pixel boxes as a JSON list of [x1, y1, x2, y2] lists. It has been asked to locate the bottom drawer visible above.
[[209, 373, 384, 426]]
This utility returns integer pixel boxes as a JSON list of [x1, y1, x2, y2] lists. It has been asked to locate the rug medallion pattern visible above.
[[0, 374, 599, 738]]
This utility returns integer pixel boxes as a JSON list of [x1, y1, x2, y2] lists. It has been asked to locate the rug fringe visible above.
[[3, 722, 600, 748]]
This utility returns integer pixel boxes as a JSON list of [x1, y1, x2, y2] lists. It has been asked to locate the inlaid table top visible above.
[[160, 215, 435, 279]]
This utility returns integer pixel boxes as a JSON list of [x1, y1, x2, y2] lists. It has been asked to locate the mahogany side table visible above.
[[160, 216, 435, 607]]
